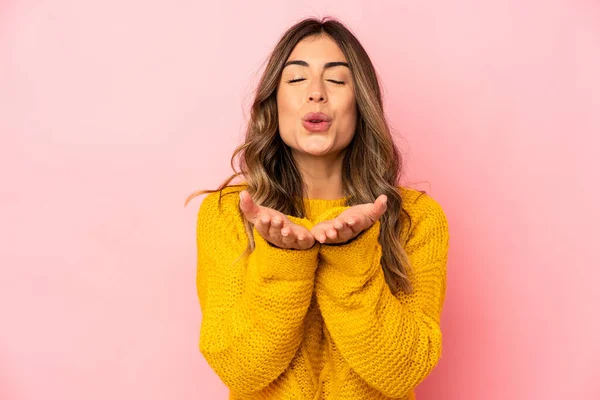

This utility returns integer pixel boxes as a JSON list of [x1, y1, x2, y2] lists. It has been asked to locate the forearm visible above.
[[315, 260, 442, 398], [199, 219, 320, 395], [314, 218, 444, 398]]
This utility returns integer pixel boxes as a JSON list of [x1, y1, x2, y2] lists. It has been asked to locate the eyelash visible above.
[[287, 78, 345, 85]]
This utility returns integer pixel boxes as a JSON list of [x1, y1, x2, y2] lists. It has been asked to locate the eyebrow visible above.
[[283, 60, 350, 70]]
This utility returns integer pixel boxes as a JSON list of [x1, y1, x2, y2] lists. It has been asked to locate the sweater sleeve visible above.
[[313, 194, 449, 398], [196, 191, 320, 395]]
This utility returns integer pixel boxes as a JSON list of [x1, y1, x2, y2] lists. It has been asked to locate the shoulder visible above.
[[199, 184, 248, 215], [197, 184, 249, 231], [397, 186, 449, 250], [398, 186, 446, 221], [196, 185, 250, 250]]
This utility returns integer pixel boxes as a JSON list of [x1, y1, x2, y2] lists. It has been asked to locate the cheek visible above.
[[336, 96, 357, 134], [277, 88, 298, 127]]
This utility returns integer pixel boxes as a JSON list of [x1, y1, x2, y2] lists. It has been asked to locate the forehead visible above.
[[287, 34, 347, 63]]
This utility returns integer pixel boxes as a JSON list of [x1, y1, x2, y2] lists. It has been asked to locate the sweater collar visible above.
[[300, 197, 348, 222]]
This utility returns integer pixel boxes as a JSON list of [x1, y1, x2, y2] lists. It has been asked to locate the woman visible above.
[[186, 16, 450, 400]]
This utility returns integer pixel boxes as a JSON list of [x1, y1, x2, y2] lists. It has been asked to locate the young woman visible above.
[[186, 17, 450, 400]]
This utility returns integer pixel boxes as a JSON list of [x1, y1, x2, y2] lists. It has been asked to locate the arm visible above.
[[196, 191, 319, 395], [313, 194, 449, 398]]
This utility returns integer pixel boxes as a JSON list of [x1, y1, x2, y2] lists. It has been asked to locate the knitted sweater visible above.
[[196, 185, 449, 399]]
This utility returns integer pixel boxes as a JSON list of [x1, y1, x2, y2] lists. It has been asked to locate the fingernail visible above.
[[382, 196, 387, 205]]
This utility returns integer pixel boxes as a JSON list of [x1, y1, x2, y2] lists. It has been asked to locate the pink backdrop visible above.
[[1, 1, 599, 399]]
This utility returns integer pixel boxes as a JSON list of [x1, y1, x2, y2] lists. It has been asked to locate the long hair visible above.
[[186, 16, 417, 295]]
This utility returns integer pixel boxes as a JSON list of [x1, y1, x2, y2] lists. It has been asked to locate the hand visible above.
[[311, 195, 388, 245], [239, 190, 316, 250]]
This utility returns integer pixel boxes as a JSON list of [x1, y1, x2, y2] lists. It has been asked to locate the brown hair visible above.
[[186, 16, 417, 295]]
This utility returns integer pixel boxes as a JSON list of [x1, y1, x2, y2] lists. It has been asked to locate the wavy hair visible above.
[[186, 16, 419, 295]]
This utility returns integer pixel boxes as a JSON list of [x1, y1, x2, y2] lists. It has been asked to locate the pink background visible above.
[[1, 1, 599, 399]]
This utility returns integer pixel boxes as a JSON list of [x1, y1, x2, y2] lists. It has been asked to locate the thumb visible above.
[[370, 194, 388, 219], [239, 190, 260, 223]]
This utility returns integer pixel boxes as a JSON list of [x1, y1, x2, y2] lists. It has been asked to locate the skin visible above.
[[240, 34, 387, 249], [276, 33, 356, 200]]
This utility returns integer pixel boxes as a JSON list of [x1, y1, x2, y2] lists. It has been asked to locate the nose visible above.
[[308, 91, 326, 103], [307, 80, 327, 103]]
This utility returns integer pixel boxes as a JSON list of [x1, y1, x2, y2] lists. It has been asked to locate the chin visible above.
[[300, 146, 334, 156]]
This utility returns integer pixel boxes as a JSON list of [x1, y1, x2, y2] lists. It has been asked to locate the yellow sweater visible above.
[[196, 185, 449, 399]]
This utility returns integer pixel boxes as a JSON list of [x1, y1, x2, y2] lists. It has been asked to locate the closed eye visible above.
[[287, 78, 345, 85]]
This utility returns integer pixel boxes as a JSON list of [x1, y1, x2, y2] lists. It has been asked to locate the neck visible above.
[[293, 149, 346, 200]]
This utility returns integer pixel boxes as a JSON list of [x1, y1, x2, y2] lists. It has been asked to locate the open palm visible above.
[[239, 190, 316, 250], [311, 195, 388, 244]]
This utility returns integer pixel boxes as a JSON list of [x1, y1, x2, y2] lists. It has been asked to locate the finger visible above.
[[239, 190, 261, 223], [268, 215, 284, 242], [255, 213, 272, 237], [331, 218, 350, 240], [327, 224, 356, 244], [335, 223, 355, 242], [280, 223, 291, 237], [373, 194, 388, 218], [295, 228, 315, 247], [325, 224, 339, 240], [329, 219, 355, 243], [364, 195, 388, 222], [345, 216, 358, 230], [280, 223, 314, 249], [342, 213, 370, 235], [332, 219, 345, 229], [270, 215, 284, 229], [280, 223, 296, 247], [280, 225, 309, 249], [311, 226, 328, 244]]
